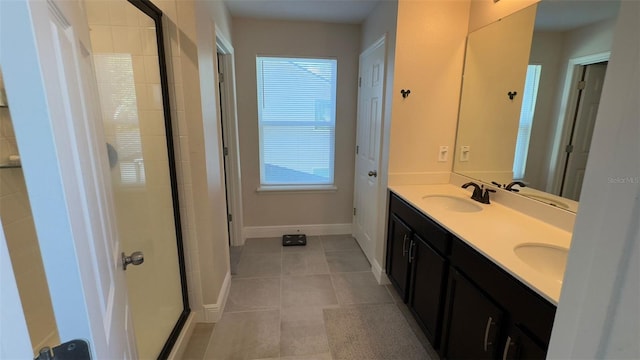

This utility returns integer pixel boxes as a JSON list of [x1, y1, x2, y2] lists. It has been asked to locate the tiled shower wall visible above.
[[0, 94, 58, 352]]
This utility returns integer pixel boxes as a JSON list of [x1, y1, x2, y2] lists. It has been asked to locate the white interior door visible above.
[[353, 38, 386, 263], [562, 62, 608, 200], [0, 0, 136, 358]]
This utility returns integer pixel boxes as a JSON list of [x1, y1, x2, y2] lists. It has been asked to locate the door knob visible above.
[[368, 170, 377, 177], [122, 251, 144, 270]]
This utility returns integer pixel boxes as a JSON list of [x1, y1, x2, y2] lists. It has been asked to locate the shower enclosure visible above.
[[86, 0, 189, 358]]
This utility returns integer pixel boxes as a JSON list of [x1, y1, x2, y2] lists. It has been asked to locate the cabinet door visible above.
[[502, 326, 547, 360], [386, 214, 412, 301], [409, 235, 447, 346], [441, 269, 504, 359]]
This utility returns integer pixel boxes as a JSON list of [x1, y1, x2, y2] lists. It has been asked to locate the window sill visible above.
[[256, 185, 338, 193]]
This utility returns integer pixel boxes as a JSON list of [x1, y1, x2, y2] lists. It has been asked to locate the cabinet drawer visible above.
[[451, 239, 556, 346], [389, 193, 451, 255]]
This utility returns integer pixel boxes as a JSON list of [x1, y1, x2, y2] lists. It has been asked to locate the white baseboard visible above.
[[167, 312, 196, 360], [372, 258, 390, 285], [203, 271, 231, 323], [242, 223, 353, 244]]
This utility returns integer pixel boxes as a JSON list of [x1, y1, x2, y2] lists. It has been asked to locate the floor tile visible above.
[[280, 353, 332, 360], [280, 307, 330, 357], [225, 277, 280, 312], [331, 272, 393, 305], [282, 236, 323, 253], [229, 246, 243, 275], [243, 237, 283, 254], [235, 252, 282, 278], [320, 234, 360, 252], [325, 250, 370, 273], [281, 274, 338, 308], [282, 251, 329, 276], [204, 310, 280, 360]]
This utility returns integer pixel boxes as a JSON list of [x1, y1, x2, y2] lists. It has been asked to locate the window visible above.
[[513, 65, 541, 180], [256, 57, 337, 187]]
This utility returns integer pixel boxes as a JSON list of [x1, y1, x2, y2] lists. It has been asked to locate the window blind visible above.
[[256, 57, 337, 185]]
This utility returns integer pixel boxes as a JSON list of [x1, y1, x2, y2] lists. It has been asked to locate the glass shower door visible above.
[[87, 0, 188, 358]]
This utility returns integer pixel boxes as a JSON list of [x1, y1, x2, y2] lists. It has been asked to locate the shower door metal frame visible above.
[[126, 0, 190, 358]]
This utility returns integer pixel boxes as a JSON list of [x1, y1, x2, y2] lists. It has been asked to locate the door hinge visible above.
[[565, 144, 574, 153], [353, 207, 357, 216], [223, 147, 229, 156], [577, 80, 586, 90], [36, 340, 91, 360], [359, 77, 362, 87], [356, 145, 359, 154], [227, 213, 232, 222], [218, 72, 224, 83]]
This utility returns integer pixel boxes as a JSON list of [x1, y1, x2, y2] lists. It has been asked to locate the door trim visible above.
[[216, 27, 244, 246]]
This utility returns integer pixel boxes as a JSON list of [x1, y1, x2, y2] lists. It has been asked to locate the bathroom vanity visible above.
[[386, 184, 570, 359]]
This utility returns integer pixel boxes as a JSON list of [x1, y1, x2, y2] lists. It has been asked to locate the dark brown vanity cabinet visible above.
[[441, 269, 504, 359], [386, 191, 556, 359], [387, 194, 450, 346], [387, 214, 412, 300]]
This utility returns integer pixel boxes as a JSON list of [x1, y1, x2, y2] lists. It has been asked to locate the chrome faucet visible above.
[[462, 182, 495, 204], [505, 181, 526, 192]]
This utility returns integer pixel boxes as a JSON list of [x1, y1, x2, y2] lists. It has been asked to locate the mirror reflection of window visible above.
[[513, 65, 542, 180], [93, 54, 145, 185]]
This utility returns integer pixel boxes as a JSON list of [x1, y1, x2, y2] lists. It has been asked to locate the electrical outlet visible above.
[[438, 146, 449, 162], [460, 146, 470, 162]]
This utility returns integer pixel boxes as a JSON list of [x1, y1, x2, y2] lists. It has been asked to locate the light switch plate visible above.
[[438, 146, 448, 162], [460, 146, 470, 162]]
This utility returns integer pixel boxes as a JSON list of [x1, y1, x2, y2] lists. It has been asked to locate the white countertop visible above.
[[389, 183, 572, 305]]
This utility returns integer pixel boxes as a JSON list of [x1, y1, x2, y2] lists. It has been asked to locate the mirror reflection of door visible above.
[[560, 62, 607, 200]]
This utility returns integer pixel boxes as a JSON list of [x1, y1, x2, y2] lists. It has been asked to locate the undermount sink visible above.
[[421, 195, 483, 213], [514, 243, 569, 283]]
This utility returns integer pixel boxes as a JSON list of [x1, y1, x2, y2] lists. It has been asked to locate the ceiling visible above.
[[535, 0, 620, 31], [223, 0, 381, 24]]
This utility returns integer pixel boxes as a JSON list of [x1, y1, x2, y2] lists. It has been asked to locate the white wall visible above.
[[547, 1, 639, 357], [360, 0, 398, 275], [233, 18, 360, 231], [388, 0, 470, 183]]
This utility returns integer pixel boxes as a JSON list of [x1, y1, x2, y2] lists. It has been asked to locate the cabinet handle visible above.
[[502, 336, 513, 360], [484, 316, 495, 352], [402, 234, 409, 256], [408, 240, 416, 263]]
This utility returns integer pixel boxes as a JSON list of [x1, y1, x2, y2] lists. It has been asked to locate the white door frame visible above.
[[215, 26, 244, 246], [547, 52, 610, 195]]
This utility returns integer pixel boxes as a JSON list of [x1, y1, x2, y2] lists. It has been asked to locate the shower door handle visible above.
[[122, 251, 144, 270]]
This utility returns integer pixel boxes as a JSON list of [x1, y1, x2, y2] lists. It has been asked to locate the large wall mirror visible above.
[[454, 0, 620, 212]]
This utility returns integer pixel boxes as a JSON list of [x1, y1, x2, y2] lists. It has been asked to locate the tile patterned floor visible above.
[[182, 235, 438, 360]]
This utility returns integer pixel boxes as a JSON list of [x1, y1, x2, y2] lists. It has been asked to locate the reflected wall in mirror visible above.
[[454, 0, 620, 212]]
